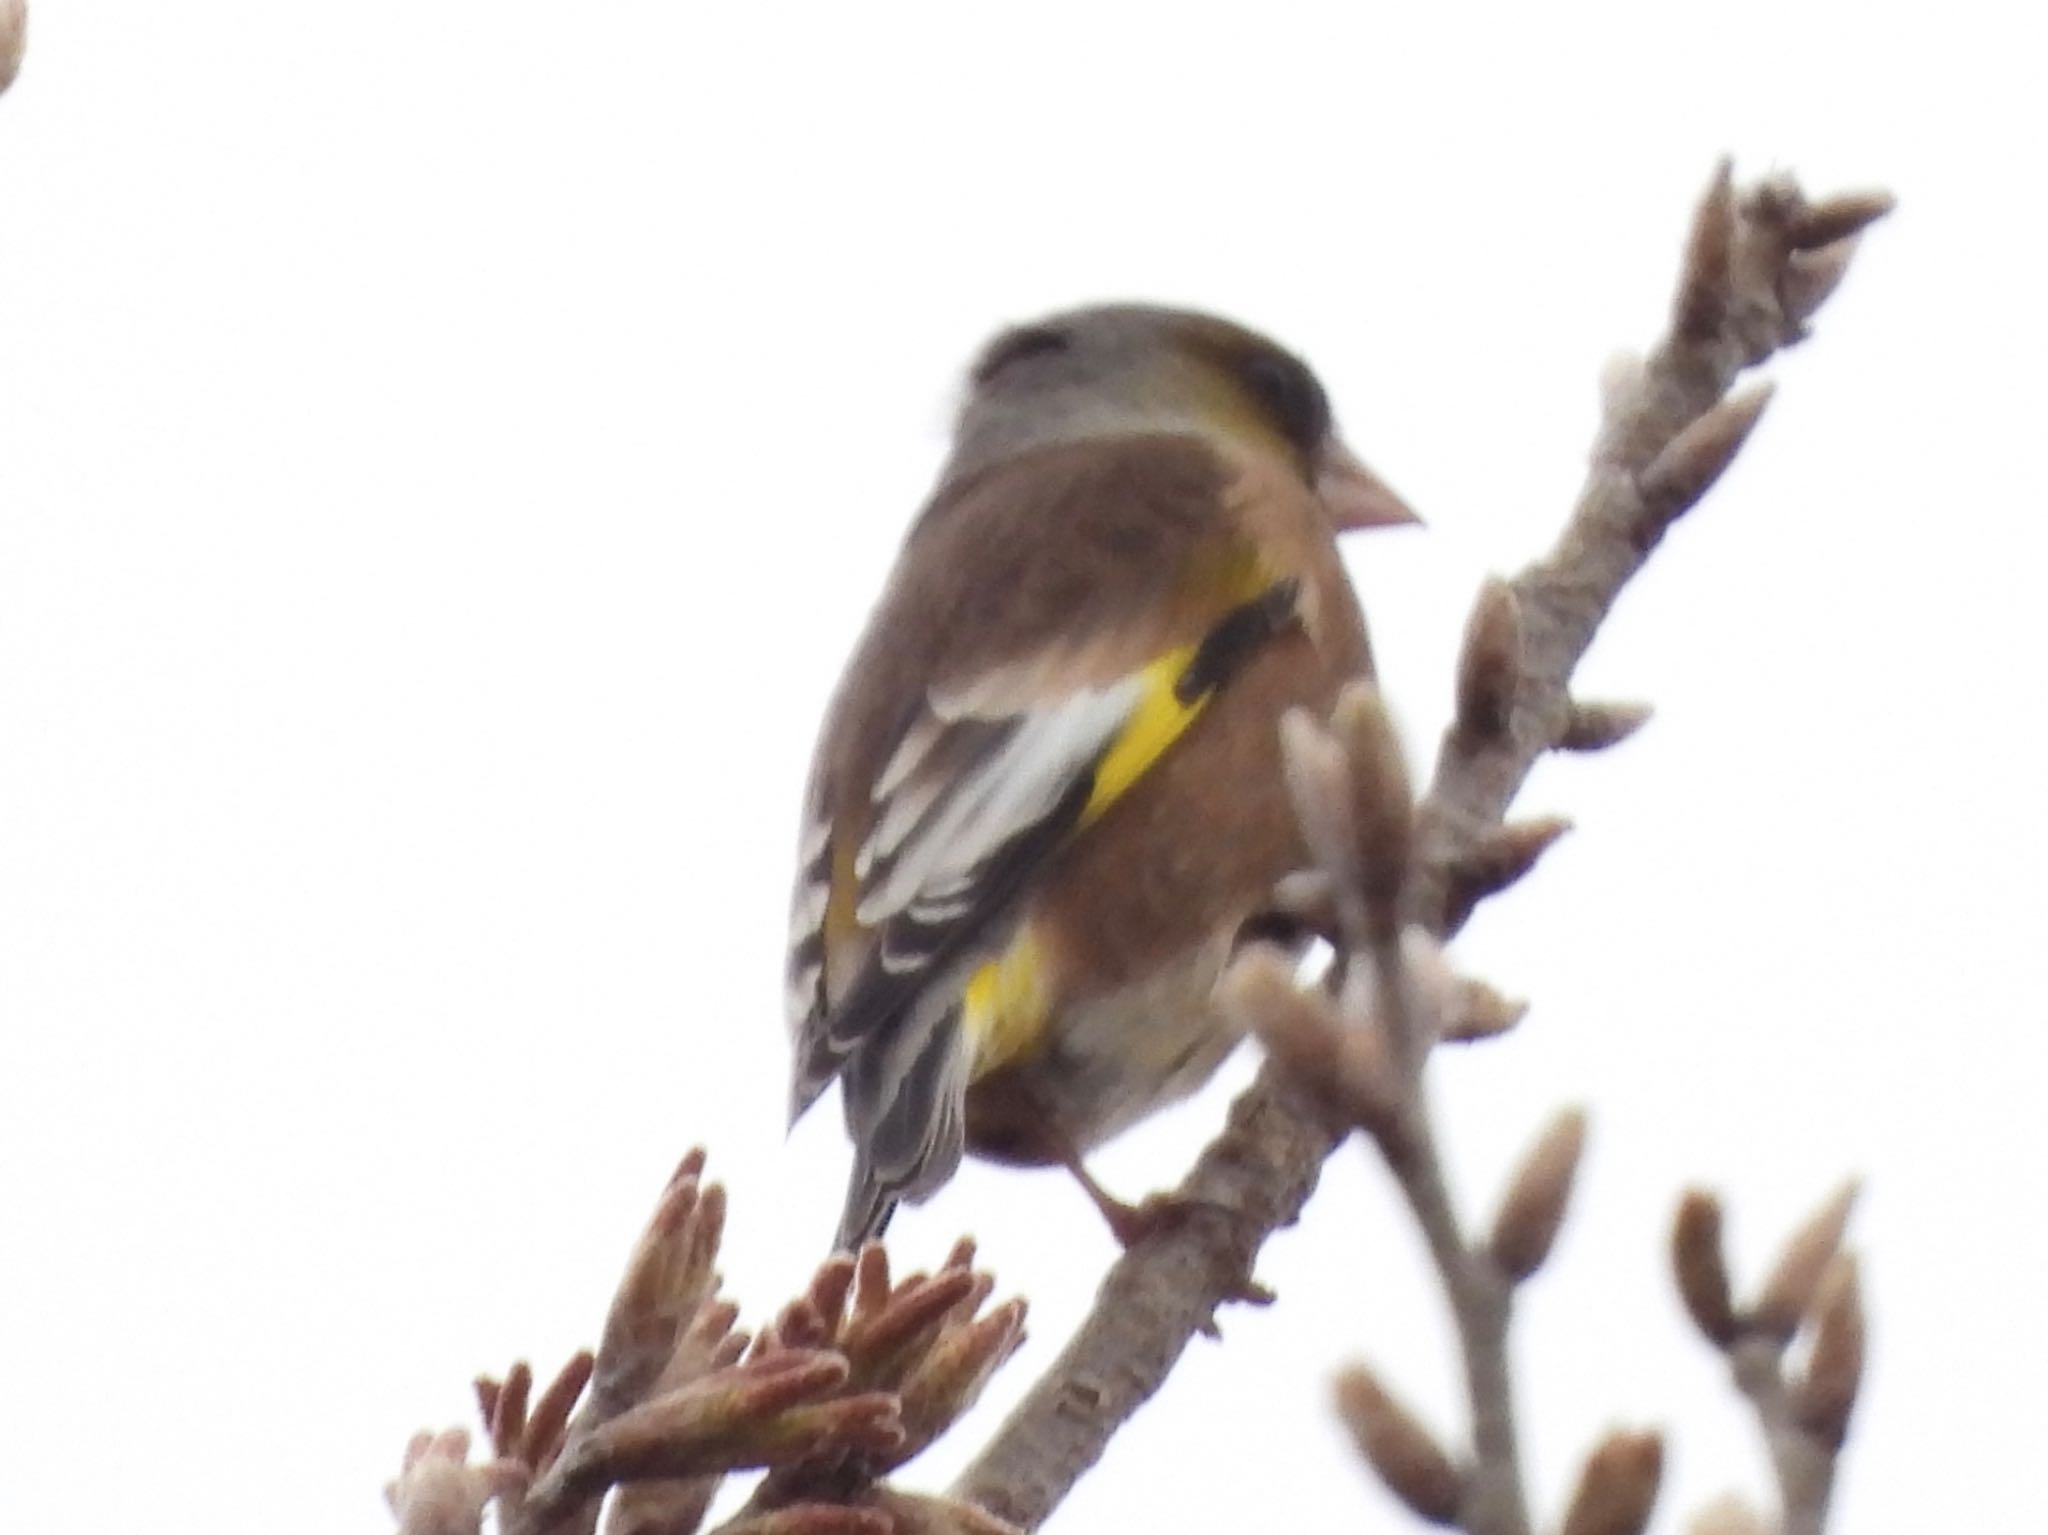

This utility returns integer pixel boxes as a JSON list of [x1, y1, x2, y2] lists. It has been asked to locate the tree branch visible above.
[[951, 161, 1891, 1531]]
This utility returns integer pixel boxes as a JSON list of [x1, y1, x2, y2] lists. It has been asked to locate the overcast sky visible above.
[[2, 3, 2041, 1532]]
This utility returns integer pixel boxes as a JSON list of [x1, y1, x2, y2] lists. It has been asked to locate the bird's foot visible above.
[[1061, 1158, 1275, 1316]]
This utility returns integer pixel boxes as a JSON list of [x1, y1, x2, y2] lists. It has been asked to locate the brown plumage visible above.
[[786, 305, 1415, 1250]]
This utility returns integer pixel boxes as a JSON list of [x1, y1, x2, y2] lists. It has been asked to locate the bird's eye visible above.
[[1239, 350, 1331, 458], [971, 325, 1070, 385]]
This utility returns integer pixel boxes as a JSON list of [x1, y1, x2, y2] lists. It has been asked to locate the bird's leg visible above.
[[1058, 1149, 1175, 1248], [1054, 1148, 1276, 1311]]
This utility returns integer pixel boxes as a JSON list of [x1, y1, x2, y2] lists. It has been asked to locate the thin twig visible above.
[[1380, 1097, 1524, 1534], [1351, 927, 1527, 1535], [1675, 1183, 1863, 1535], [1729, 1336, 1837, 1535]]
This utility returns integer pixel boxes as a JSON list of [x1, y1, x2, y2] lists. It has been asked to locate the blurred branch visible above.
[[1, 0, 25, 98], [951, 161, 1891, 1531], [1284, 862, 1860, 1535], [1251, 693, 1614, 1535]]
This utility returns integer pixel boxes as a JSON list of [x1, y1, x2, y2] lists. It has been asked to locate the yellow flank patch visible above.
[[962, 926, 1050, 1077]]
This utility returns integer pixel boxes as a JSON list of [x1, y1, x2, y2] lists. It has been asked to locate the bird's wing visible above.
[[786, 565, 1302, 1114]]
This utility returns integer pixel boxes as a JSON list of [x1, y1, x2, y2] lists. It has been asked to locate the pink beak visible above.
[[1316, 437, 1422, 533]]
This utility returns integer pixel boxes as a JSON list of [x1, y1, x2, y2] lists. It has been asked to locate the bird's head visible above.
[[952, 304, 1419, 534]]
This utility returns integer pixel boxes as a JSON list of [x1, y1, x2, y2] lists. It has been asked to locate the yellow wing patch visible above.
[[1081, 540, 1275, 825], [1082, 645, 1206, 824]]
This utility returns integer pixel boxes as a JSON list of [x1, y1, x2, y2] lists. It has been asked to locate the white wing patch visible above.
[[852, 674, 1145, 927]]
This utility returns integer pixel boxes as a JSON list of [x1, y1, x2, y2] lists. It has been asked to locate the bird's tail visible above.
[[832, 999, 968, 1252], [834, 1162, 899, 1253]]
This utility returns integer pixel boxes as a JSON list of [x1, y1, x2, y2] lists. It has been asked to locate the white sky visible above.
[[2, 3, 2041, 1531]]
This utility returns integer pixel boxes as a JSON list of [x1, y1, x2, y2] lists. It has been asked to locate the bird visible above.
[[785, 304, 1417, 1252]]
